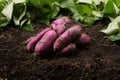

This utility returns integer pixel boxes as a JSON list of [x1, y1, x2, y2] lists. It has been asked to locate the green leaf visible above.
[[26, 0, 60, 25], [28, 0, 41, 8], [103, 0, 116, 18], [0, 0, 6, 11], [59, 0, 76, 13], [39, 16, 50, 25], [83, 16, 99, 26], [113, 0, 120, 8], [73, 4, 96, 25], [73, 4, 92, 19], [0, 13, 9, 27], [107, 34, 120, 41], [1, 2, 13, 21], [76, 4, 92, 16], [20, 18, 27, 27], [59, 0, 76, 8], [13, 0, 25, 4], [77, 0, 92, 4], [0, 0, 9, 27], [77, 0, 106, 5], [92, 11, 103, 18], [51, 3, 60, 18], [73, 12, 83, 21], [13, 4, 26, 25], [22, 24, 34, 31], [101, 16, 120, 35]]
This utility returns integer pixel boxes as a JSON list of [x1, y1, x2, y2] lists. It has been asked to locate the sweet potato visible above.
[[50, 17, 71, 36], [60, 43, 77, 55], [53, 25, 81, 51], [50, 17, 70, 30], [75, 33, 91, 46], [34, 30, 57, 56], [26, 28, 51, 52]]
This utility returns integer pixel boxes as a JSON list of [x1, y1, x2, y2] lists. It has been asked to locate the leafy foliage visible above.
[[0, 0, 120, 41]]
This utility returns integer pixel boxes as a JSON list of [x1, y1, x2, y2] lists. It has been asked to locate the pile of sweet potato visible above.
[[26, 17, 90, 56]]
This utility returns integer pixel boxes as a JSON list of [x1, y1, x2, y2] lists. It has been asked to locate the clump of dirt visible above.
[[0, 21, 120, 80]]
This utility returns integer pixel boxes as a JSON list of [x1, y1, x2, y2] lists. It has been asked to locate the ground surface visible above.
[[0, 21, 120, 80]]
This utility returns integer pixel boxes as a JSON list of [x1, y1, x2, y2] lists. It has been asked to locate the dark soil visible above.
[[0, 21, 120, 80]]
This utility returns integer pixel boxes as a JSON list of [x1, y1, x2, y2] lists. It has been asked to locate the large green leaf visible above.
[[59, 0, 75, 8], [26, 0, 60, 25], [59, 0, 76, 13], [101, 16, 120, 35], [103, 0, 117, 17], [2, 2, 13, 21]]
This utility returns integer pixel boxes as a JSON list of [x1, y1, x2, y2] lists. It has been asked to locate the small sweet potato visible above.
[[60, 43, 77, 55], [53, 25, 81, 51], [75, 33, 91, 47], [26, 28, 51, 52], [34, 30, 57, 56]]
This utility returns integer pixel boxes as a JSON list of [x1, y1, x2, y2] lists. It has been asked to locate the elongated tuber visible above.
[[26, 28, 51, 52], [34, 30, 57, 55]]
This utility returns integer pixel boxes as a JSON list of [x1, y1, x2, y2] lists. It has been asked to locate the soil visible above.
[[0, 21, 120, 80]]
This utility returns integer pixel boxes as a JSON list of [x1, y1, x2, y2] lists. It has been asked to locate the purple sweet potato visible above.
[[75, 33, 91, 46], [26, 28, 51, 52], [50, 17, 70, 30], [60, 43, 77, 55], [53, 25, 81, 51], [50, 17, 71, 36], [34, 30, 57, 56], [55, 25, 66, 36]]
